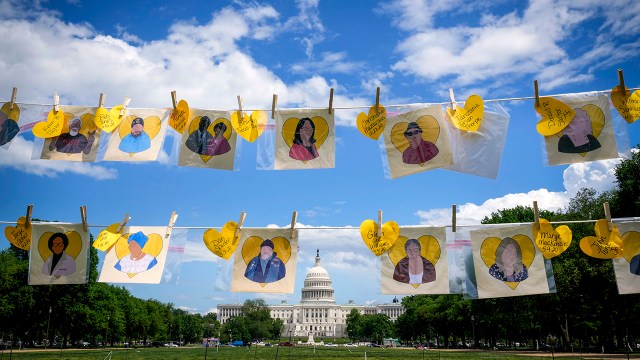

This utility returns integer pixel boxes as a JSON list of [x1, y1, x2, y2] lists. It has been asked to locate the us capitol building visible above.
[[217, 250, 405, 338]]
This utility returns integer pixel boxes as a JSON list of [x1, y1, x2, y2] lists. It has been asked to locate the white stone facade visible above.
[[218, 250, 404, 338]]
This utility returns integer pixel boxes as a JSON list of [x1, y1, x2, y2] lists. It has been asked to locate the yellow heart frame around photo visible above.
[[446, 95, 484, 132], [387, 235, 441, 288], [532, 219, 572, 260], [241, 235, 291, 287], [186, 116, 233, 163], [114, 232, 163, 278], [203, 221, 239, 260], [480, 234, 535, 290], [579, 219, 623, 259], [622, 231, 640, 263], [555, 104, 605, 157], [33, 108, 65, 138], [4, 216, 32, 250], [38, 231, 83, 278], [535, 97, 575, 136], [359, 219, 400, 256], [231, 110, 267, 143], [356, 105, 386, 140], [118, 115, 162, 141], [282, 116, 329, 161], [390, 115, 440, 165]]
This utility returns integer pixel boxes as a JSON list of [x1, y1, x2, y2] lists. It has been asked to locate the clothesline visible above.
[[3, 87, 638, 113], [2, 216, 638, 231]]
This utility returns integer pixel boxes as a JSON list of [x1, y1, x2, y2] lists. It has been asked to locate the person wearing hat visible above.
[[114, 231, 158, 274], [119, 117, 151, 153], [401, 121, 439, 165], [244, 239, 286, 283], [185, 116, 213, 155], [49, 117, 95, 154]]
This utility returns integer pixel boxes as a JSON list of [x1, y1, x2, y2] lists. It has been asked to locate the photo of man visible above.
[[244, 239, 286, 283], [49, 117, 95, 154], [119, 117, 151, 153]]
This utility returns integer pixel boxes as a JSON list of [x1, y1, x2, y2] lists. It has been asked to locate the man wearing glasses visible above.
[[402, 122, 439, 164]]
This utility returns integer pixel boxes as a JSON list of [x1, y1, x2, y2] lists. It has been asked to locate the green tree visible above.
[[345, 308, 361, 342]]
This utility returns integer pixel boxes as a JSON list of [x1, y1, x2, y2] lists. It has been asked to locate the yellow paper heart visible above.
[[185, 116, 233, 162], [281, 116, 329, 162], [241, 235, 291, 287], [1, 102, 21, 123], [114, 232, 163, 278], [169, 100, 190, 134], [535, 97, 576, 136], [92, 223, 124, 252], [481, 234, 535, 290], [532, 219, 572, 259], [33, 108, 65, 138], [611, 86, 640, 124], [446, 95, 484, 132], [38, 231, 83, 262], [356, 105, 386, 140], [579, 219, 623, 259], [95, 105, 124, 133], [622, 231, 640, 263], [387, 235, 441, 288], [4, 216, 32, 250], [203, 221, 239, 260], [231, 110, 267, 142], [359, 219, 400, 256], [389, 116, 440, 165]]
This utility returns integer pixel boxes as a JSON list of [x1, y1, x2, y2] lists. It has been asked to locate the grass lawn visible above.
[[0, 346, 582, 360]]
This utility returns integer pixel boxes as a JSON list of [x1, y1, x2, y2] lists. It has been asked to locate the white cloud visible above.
[[291, 51, 365, 75], [283, 0, 325, 57], [0, 136, 118, 179], [416, 158, 620, 225]]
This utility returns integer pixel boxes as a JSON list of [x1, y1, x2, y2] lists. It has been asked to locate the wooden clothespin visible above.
[[533, 201, 540, 230], [290, 211, 298, 239], [98, 93, 105, 108], [617, 69, 626, 93], [120, 96, 131, 116], [452, 204, 457, 233], [53, 92, 60, 112], [237, 95, 243, 120], [9, 87, 17, 110], [80, 206, 88, 231], [234, 212, 247, 242], [328, 88, 334, 115], [377, 210, 383, 239], [165, 211, 178, 238], [603, 202, 612, 231], [375, 86, 381, 113], [116, 213, 130, 233], [449, 88, 457, 110], [272, 94, 278, 119], [534, 80, 540, 108], [171, 91, 178, 110], [25, 204, 33, 229]]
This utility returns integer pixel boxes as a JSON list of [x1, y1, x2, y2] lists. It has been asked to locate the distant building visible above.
[[217, 250, 404, 338]]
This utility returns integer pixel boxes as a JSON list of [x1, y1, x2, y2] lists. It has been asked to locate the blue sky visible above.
[[0, 0, 639, 314]]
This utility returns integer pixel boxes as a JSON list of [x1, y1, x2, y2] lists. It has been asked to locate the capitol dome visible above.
[[301, 249, 335, 303]]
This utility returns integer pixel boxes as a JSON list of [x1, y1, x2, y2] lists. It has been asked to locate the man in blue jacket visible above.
[[244, 239, 286, 283]]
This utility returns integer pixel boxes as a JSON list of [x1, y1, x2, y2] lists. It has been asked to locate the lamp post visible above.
[[105, 315, 110, 348], [169, 325, 172, 346], [471, 315, 476, 348], [45, 307, 52, 349]]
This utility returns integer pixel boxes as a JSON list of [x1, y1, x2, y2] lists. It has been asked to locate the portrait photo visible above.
[[275, 109, 335, 170], [383, 105, 453, 178], [28, 223, 89, 285], [40, 106, 101, 162], [98, 226, 171, 284], [612, 221, 640, 294], [231, 228, 298, 293], [103, 108, 169, 161], [381, 226, 449, 294], [178, 109, 237, 170]]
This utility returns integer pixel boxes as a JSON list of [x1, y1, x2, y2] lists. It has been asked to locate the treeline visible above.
[[0, 243, 221, 347], [347, 147, 640, 352]]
